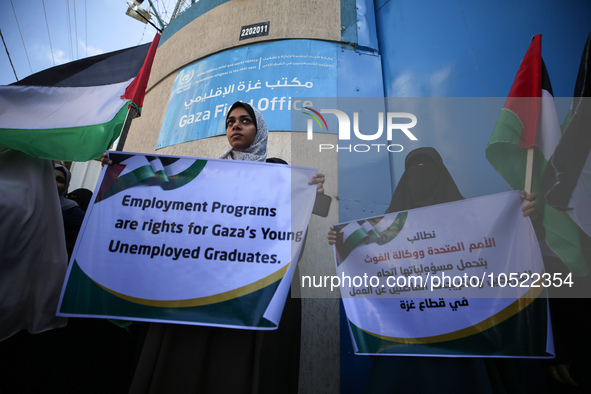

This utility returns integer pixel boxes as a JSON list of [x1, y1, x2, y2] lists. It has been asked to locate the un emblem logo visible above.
[[179, 70, 194, 85]]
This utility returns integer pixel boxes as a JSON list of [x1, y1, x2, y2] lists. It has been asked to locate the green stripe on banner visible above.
[[60, 260, 279, 328], [349, 297, 550, 357], [161, 159, 208, 190], [0, 104, 129, 162], [97, 164, 157, 202], [339, 212, 408, 262], [150, 169, 170, 185], [378, 212, 407, 243], [98, 159, 208, 201], [368, 228, 380, 237], [340, 228, 370, 262]]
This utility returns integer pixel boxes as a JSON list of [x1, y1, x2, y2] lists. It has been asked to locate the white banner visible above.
[[58, 152, 317, 329], [334, 191, 555, 357]]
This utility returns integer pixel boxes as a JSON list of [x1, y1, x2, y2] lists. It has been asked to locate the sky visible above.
[[0, 0, 179, 86]]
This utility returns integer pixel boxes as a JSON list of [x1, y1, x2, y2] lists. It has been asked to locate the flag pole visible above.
[[524, 147, 534, 194], [113, 32, 160, 153], [115, 106, 137, 151]]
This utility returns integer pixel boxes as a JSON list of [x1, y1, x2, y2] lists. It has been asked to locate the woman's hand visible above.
[[520, 191, 538, 218], [98, 152, 112, 166], [327, 225, 337, 245], [309, 173, 325, 195]]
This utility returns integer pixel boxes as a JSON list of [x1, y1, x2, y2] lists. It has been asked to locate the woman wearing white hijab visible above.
[[130, 101, 321, 394], [219, 101, 268, 162]]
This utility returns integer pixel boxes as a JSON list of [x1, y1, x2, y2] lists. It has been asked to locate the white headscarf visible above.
[[218, 102, 268, 162], [55, 164, 79, 210]]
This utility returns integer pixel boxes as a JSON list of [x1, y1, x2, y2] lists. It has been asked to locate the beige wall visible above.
[[123, 1, 344, 392], [147, 0, 341, 91], [125, 0, 341, 159]]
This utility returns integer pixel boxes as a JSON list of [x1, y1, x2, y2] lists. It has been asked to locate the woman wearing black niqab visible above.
[[386, 147, 463, 213], [368, 147, 528, 393]]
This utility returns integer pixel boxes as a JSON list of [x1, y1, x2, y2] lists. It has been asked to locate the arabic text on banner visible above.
[[334, 191, 554, 357]]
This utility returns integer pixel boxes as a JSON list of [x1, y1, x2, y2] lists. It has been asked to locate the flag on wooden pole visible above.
[[486, 34, 587, 276], [0, 33, 160, 161]]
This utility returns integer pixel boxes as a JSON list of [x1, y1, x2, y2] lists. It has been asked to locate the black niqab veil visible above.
[[386, 147, 463, 213]]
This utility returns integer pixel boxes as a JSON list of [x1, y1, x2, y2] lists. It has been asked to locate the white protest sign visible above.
[[334, 191, 555, 357], [58, 152, 317, 329]]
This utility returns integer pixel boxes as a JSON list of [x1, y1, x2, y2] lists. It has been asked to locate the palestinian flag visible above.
[[542, 33, 591, 238], [486, 34, 587, 276], [0, 33, 160, 162]]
